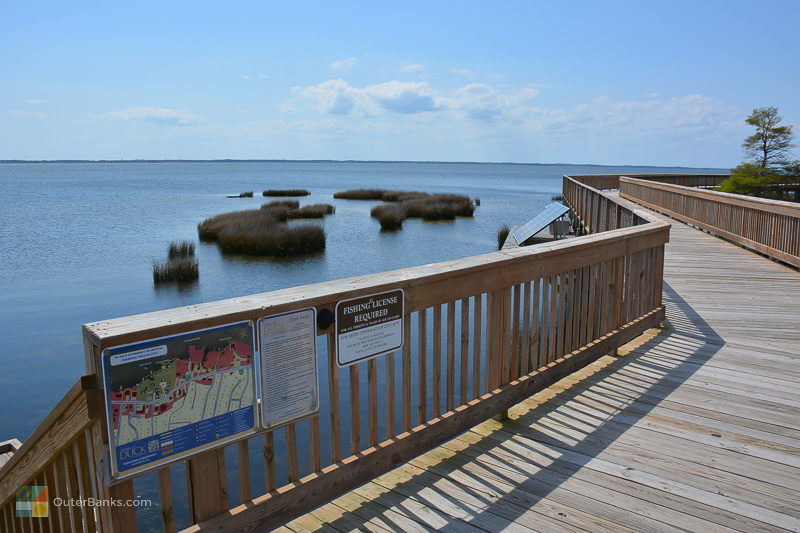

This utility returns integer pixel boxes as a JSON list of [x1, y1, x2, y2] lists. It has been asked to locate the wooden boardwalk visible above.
[[282, 198, 800, 533]]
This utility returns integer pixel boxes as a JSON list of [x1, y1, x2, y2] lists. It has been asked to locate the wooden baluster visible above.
[[432, 305, 442, 416], [500, 287, 512, 385], [263, 432, 276, 491], [62, 446, 80, 532], [459, 297, 470, 405], [237, 441, 251, 503], [71, 439, 91, 533], [557, 271, 568, 358], [548, 274, 557, 363], [471, 295, 482, 399], [385, 352, 395, 439], [309, 416, 321, 472], [446, 301, 456, 412], [186, 449, 227, 523], [521, 282, 531, 375], [368, 359, 378, 446], [510, 285, 521, 380], [417, 310, 427, 423], [612, 256, 624, 330], [402, 312, 412, 431], [326, 333, 341, 463], [286, 424, 300, 482], [532, 278, 541, 371], [349, 365, 360, 455], [158, 467, 177, 533]]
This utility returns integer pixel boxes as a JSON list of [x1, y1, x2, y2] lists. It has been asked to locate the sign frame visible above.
[[335, 289, 404, 367], [100, 320, 259, 481], [257, 307, 321, 431]]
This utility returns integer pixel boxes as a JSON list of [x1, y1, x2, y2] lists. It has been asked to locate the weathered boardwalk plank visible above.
[[285, 198, 800, 532]]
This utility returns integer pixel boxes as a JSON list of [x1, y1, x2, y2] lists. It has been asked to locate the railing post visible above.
[[83, 339, 138, 533], [186, 449, 228, 523]]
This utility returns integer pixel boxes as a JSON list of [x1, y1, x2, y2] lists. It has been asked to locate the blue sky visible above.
[[2, 1, 798, 167]]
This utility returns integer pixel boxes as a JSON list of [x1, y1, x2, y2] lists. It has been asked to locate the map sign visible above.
[[101, 321, 257, 479], [258, 308, 320, 429], [336, 289, 404, 367]]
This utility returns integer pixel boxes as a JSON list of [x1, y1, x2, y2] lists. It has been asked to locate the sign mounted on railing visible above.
[[258, 308, 320, 429], [100, 321, 258, 480], [336, 289, 404, 367]]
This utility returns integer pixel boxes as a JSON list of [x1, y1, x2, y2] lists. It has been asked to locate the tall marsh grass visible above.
[[153, 258, 199, 283], [262, 189, 310, 197], [198, 209, 326, 257], [168, 241, 195, 259], [497, 225, 510, 250]]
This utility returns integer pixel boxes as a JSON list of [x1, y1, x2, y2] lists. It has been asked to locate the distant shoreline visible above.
[[0, 159, 726, 170]]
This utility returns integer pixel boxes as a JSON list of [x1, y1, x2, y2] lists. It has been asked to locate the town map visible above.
[[102, 322, 257, 477]]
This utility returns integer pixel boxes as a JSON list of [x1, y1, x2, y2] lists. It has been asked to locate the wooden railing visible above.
[[620, 177, 800, 267], [0, 377, 101, 533], [570, 173, 729, 191], [0, 175, 670, 533]]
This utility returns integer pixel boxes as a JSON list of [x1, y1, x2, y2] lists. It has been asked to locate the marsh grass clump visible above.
[[262, 199, 300, 210], [262, 189, 310, 197], [370, 204, 404, 231], [168, 240, 195, 259], [333, 189, 388, 200], [497, 225, 511, 250], [153, 258, 199, 283], [287, 204, 335, 219], [402, 194, 475, 220], [198, 209, 325, 257], [198, 209, 279, 241], [381, 191, 428, 202]]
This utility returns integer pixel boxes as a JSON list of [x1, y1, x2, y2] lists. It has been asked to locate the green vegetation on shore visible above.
[[718, 107, 799, 202], [228, 191, 253, 198]]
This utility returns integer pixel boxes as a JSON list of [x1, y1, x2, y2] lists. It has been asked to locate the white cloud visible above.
[[284, 80, 739, 153], [400, 63, 424, 73], [291, 79, 441, 116], [242, 73, 268, 80], [289, 79, 536, 121], [8, 109, 45, 119], [330, 57, 358, 72], [102, 107, 201, 126], [451, 68, 475, 79], [24, 99, 48, 105], [448, 83, 539, 122]]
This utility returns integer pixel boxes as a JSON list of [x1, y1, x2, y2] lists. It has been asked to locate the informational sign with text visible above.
[[258, 308, 320, 429], [336, 289, 404, 367]]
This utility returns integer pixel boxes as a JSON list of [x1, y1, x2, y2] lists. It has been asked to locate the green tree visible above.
[[742, 106, 794, 170], [718, 107, 799, 201]]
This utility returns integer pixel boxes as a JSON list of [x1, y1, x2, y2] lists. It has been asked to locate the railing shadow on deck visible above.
[[317, 283, 725, 532]]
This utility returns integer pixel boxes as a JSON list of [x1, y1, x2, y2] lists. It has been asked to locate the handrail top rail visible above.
[[566, 172, 730, 179], [562, 174, 663, 224], [620, 176, 800, 217], [84, 217, 669, 349]]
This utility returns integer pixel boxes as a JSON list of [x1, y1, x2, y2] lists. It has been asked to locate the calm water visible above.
[[0, 161, 722, 531]]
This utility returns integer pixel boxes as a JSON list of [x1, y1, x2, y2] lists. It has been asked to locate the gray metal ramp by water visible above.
[[511, 202, 569, 244]]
